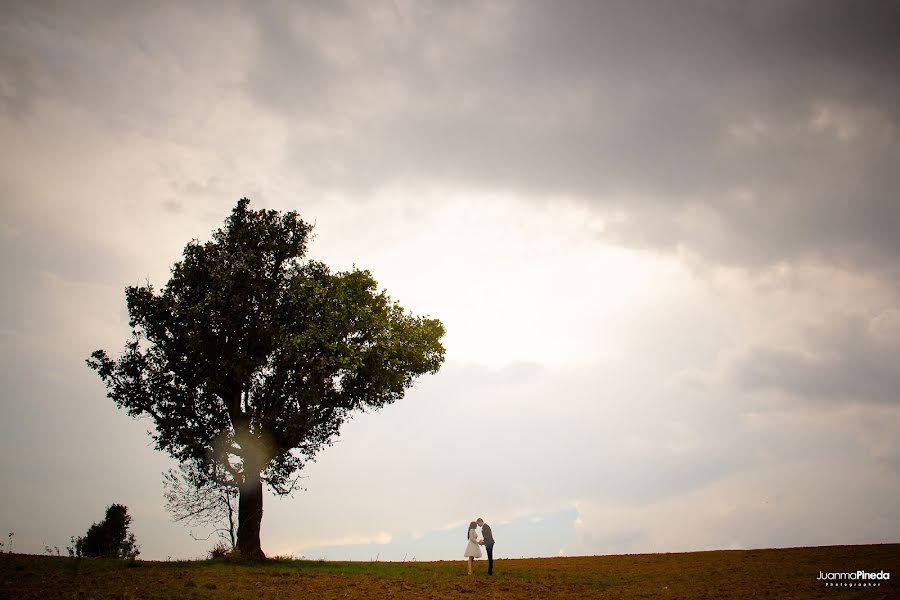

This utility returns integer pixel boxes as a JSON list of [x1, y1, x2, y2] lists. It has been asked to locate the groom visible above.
[[476, 518, 495, 575]]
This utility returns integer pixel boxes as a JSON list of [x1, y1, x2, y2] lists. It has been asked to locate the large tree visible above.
[[88, 199, 445, 560]]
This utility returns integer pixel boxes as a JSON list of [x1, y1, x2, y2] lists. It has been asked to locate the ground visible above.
[[2, 543, 898, 599]]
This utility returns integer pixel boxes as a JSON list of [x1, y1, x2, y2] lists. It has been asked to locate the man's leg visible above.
[[487, 544, 494, 575]]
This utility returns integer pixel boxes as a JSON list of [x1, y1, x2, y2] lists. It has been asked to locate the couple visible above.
[[463, 517, 495, 576]]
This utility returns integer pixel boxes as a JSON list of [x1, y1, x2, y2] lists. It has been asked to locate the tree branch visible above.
[[220, 458, 243, 483]]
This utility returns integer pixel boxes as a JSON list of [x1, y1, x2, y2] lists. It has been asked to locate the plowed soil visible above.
[[2, 543, 898, 599]]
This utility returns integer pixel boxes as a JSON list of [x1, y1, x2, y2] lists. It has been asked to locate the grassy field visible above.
[[2, 543, 898, 599]]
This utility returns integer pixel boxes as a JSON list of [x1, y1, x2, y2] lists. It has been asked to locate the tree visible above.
[[87, 198, 446, 560], [162, 461, 238, 550], [74, 504, 140, 559]]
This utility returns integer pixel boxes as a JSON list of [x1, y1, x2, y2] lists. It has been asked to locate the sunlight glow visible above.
[[310, 190, 682, 368]]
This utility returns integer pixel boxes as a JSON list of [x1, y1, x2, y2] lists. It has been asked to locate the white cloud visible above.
[[568, 450, 900, 556]]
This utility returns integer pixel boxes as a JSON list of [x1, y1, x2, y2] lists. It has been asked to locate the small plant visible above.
[[209, 540, 230, 559]]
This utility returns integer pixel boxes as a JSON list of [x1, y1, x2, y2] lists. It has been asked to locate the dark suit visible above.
[[481, 523, 495, 574]]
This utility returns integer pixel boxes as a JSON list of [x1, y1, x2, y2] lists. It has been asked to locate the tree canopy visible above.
[[88, 199, 445, 559]]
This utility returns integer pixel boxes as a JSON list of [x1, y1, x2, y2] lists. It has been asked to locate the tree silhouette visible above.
[[74, 504, 139, 559], [88, 199, 445, 560]]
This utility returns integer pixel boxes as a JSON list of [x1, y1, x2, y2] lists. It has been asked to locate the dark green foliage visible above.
[[87, 199, 446, 559], [74, 504, 139, 559]]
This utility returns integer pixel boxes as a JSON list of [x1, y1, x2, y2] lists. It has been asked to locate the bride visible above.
[[463, 520, 482, 575]]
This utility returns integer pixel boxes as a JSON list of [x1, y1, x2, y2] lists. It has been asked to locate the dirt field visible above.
[[2, 543, 898, 599]]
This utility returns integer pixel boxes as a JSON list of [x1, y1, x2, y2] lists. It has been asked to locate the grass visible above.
[[2, 543, 898, 599]]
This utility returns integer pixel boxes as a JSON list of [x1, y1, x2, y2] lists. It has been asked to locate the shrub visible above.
[[73, 504, 140, 559], [209, 540, 230, 559]]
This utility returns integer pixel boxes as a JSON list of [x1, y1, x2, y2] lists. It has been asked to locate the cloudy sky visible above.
[[2, 0, 899, 561]]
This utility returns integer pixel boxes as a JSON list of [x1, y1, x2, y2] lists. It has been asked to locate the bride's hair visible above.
[[467, 521, 477, 538]]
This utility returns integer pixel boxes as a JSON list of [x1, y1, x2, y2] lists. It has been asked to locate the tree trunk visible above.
[[237, 470, 265, 560], [227, 496, 237, 550]]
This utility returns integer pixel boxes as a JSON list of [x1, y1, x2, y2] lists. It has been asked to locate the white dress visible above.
[[463, 528, 482, 558]]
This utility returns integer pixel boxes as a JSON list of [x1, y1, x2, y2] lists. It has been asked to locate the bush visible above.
[[73, 504, 140, 559], [209, 540, 230, 559], [223, 548, 242, 563]]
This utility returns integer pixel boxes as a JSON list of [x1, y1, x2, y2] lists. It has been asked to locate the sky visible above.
[[1, 0, 899, 561]]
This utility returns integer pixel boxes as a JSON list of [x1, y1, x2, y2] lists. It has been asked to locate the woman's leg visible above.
[[468, 556, 474, 575]]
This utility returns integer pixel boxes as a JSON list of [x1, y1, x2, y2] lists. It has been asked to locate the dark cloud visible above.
[[732, 312, 900, 404], [245, 3, 340, 117], [5, 1, 898, 267], [0, 0, 247, 130], [244, 0, 900, 268]]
